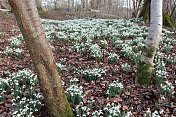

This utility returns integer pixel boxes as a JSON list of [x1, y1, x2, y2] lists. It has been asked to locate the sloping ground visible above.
[[40, 10, 75, 20], [0, 13, 72, 117], [0, 14, 176, 117], [0, 15, 18, 32], [0, 15, 21, 76]]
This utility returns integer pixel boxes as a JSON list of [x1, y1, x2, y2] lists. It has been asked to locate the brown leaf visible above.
[[6, 95, 13, 99], [107, 97, 123, 103], [0, 102, 4, 106], [121, 105, 128, 111], [6, 99, 12, 103], [0, 109, 5, 114]]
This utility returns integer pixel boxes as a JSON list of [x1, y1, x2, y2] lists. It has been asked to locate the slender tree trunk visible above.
[[8, 0, 73, 116], [170, 4, 176, 17], [137, 0, 163, 85], [163, 0, 175, 28], [35, 0, 42, 10], [68, 0, 70, 11], [54, 0, 58, 10], [139, 0, 151, 23], [136, 0, 143, 18], [85, 0, 89, 10], [163, 0, 172, 14]]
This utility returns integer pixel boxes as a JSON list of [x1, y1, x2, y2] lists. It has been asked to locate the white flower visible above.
[[125, 111, 132, 117], [152, 111, 160, 117], [159, 109, 164, 114], [145, 108, 151, 116]]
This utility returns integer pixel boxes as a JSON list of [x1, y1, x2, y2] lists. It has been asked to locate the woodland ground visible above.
[[0, 11, 176, 117]]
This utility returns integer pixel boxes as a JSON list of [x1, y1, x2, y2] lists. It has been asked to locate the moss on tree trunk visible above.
[[137, 61, 153, 85], [137, 0, 162, 86], [137, 46, 155, 85], [139, 1, 175, 28], [139, 0, 151, 23], [163, 12, 175, 28]]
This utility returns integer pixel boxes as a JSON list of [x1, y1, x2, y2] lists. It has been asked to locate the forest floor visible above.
[[0, 12, 72, 116], [0, 11, 176, 117]]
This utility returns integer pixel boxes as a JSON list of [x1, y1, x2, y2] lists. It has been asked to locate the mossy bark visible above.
[[35, 0, 43, 11], [137, 61, 153, 85], [163, 12, 175, 28], [137, 0, 162, 85], [137, 47, 155, 85], [144, 47, 155, 58], [140, 1, 175, 28], [139, 0, 151, 23]]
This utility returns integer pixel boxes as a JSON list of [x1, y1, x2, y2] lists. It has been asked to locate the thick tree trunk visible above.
[[137, 0, 162, 85], [8, 0, 73, 116]]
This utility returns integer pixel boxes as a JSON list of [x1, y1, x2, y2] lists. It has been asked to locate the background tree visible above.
[[163, 0, 176, 28], [137, 0, 163, 85], [8, 0, 73, 116], [138, 0, 151, 23], [53, 0, 58, 10], [35, 0, 43, 10], [132, 0, 143, 18], [138, 0, 175, 28], [0, 0, 10, 9]]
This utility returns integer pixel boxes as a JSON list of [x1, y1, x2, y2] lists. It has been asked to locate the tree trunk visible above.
[[8, 0, 73, 116], [139, 0, 175, 28], [85, 0, 89, 10], [54, 0, 58, 10], [163, 0, 172, 14], [35, 0, 42, 11], [132, 0, 143, 18], [137, 0, 162, 85], [163, 11, 175, 28], [91, 0, 98, 9], [163, 0, 175, 28], [139, 0, 151, 23]]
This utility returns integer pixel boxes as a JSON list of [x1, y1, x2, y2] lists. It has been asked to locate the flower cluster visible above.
[[108, 53, 119, 64], [0, 70, 43, 116], [66, 85, 83, 104], [160, 81, 175, 97], [82, 68, 106, 81], [104, 103, 132, 117], [90, 44, 102, 60], [106, 80, 123, 98]]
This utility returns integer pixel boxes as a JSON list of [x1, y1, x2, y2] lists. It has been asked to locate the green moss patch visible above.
[[144, 46, 155, 58], [137, 61, 153, 85], [163, 12, 175, 28]]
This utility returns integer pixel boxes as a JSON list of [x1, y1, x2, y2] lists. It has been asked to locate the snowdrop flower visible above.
[[159, 109, 164, 114], [125, 111, 132, 117], [145, 108, 151, 116], [152, 111, 160, 117]]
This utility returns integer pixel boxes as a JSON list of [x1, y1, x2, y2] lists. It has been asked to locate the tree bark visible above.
[[163, 0, 172, 14], [35, 0, 42, 10], [137, 0, 163, 85], [8, 0, 73, 116], [132, 0, 143, 18], [139, 0, 151, 23], [163, 0, 175, 28]]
